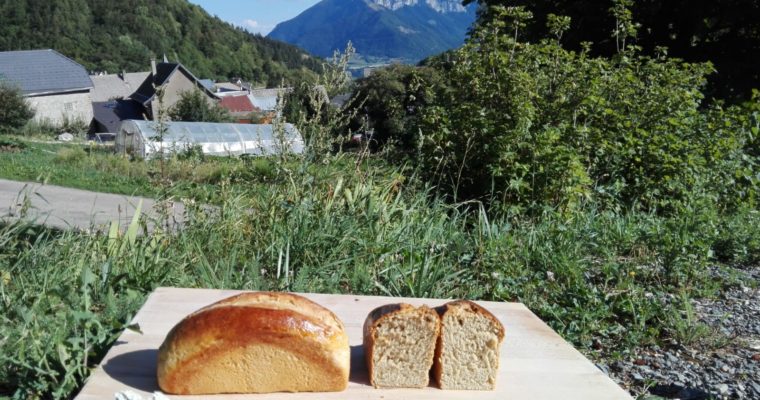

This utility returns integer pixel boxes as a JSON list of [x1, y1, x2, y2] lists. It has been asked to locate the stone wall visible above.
[[27, 91, 93, 126]]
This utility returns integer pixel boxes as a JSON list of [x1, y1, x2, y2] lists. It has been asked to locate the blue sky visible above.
[[188, 0, 320, 35]]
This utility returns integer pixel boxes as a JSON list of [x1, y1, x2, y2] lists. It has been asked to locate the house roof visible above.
[[219, 95, 257, 114], [130, 62, 218, 105], [215, 82, 243, 92], [198, 79, 215, 91], [92, 99, 146, 133], [90, 72, 150, 102], [248, 88, 290, 112], [0, 49, 93, 96]]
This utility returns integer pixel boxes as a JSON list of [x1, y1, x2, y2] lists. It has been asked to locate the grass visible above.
[[0, 140, 154, 197], [1, 137, 758, 399], [0, 137, 382, 203]]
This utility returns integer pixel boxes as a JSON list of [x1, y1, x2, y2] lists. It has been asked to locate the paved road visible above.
[[0, 179, 186, 232]]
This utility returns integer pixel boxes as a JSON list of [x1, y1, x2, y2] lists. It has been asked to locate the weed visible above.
[[54, 146, 87, 164]]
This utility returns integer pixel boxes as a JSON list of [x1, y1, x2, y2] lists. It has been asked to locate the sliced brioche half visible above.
[[363, 303, 440, 388], [157, 292, 350, 394], [434, 300, 505, 390]]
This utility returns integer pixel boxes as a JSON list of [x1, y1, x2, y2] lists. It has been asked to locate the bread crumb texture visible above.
[[364, 303, 440, 388], [435, 300, 505, 390]]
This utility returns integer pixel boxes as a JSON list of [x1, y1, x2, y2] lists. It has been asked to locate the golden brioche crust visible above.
[[157, 292, 349, 394]]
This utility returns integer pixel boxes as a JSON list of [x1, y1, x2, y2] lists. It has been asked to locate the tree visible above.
[[347, 65, 448, 150], [168, 89, 231, 123], [0, 83, 34, 135]]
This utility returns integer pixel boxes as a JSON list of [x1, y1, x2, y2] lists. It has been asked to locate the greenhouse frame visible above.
[[115, 120, 305, 158]]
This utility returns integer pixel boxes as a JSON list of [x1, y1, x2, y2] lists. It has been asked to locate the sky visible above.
[[188, 0, 321, 35]]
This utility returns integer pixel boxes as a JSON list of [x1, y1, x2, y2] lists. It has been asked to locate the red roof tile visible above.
[[219, 95, 257, 113]]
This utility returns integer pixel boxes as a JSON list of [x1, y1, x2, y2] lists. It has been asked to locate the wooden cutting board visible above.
[[75, 287, 632, 399]]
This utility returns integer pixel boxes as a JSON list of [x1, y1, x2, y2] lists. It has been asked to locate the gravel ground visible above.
[[603, 266, 760, 399]]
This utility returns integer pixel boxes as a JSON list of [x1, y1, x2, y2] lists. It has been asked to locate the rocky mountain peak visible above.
[[369, 0, 467, 13]]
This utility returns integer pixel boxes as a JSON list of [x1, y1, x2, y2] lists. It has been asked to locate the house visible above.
[[198, 79, 215, 92], [249, 88, 290, 112], [89, 71, 151, 136], [215, 81, 245, 93], [90, 99, 145, 136], [90, 71, 150, 102], [130, 61, 218, 120], [0, 49, 93, 126], [219, 95, 260, 124]]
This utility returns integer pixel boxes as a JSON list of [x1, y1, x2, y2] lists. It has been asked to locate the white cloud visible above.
[[239, 18, 277, 35]]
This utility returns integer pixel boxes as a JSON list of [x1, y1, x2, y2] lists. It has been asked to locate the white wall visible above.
[[27, 91, 93, 126]]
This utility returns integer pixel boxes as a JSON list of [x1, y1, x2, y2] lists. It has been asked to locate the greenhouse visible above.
[[115, 120, 305, 158]]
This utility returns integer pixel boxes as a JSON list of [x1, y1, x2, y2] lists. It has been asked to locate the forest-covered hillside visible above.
[[0, 0, 323, 86]]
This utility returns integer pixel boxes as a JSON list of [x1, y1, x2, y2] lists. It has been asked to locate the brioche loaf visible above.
[[434, 300, 505, 390], [156, 292, 350, 394], [363, 303, 440, 388]]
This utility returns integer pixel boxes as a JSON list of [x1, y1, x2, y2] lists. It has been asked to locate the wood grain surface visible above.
[[75, 287, 632, 399]]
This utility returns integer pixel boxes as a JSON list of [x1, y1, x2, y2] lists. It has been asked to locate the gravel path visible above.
[[605, 266, 760, 399], [0, 179, 185, 232]]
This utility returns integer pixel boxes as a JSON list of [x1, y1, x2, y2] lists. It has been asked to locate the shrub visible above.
[[169, 89, 232, 123], [54, 146, 87, 164], [411, 4, 757, 214], [347, 65, 448, 150], [0, 83, 34, 135]]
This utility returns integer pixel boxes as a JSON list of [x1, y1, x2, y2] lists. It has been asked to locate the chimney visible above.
[[150, 58, 157, 76], [118, 70, 125, 81]]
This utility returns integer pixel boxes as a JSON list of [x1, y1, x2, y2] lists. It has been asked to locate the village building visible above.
[[130, 61, 218, 120], [219, 95, 260, 124], [0, 49, 93, 126], [90, 71, 150, 102], [248, 88, 290, 112], [89, 71, 151, 135]]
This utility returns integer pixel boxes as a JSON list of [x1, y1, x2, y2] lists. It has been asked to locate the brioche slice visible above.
[[434, 300, 505, 390], [157, 292, 350, 394], [363, 303, 440, 388]]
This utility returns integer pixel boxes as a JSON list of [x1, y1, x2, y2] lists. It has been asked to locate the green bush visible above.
[[347, 65, 448, 150], [0, 83, 34, 135], [169, 89, 232, 123], [414, 5, 759, 214], [54, 146, 87, 165], [341, 4, 759, 215]]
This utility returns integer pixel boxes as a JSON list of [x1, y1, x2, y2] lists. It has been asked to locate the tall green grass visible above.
[[1, 156, 757, 398]]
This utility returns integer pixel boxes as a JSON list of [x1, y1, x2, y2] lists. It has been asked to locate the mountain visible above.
[[268, 0, 477, 62], [0, 0, 322, 86]]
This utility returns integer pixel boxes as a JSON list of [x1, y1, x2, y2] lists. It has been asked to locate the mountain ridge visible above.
[[268, 0, 476, 62]]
